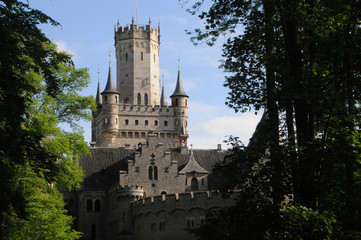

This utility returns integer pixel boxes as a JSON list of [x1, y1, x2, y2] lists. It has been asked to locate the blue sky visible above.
[[29, 0, 262, 149]]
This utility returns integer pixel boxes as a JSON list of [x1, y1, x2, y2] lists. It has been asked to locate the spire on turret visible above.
[[102, 65, 118, 94], [160, 73, 167, 106], [96, 65, 102, 105], [170, 61, 188, 98], [132, 16, 135, 26]]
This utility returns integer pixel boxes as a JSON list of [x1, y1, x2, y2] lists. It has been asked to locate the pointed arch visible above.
[[148, 166, 153, 180], [86, 199, 93, 212], [137, 93, 141, 105], [144, 93, 148, 106], [154, 166, 158, 180]]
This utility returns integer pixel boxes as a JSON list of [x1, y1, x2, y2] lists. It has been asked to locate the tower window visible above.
[[135, 120, 139, 125], [104, 118, 108, 124], [164, 121, 168, 127], [202, 178, 204, 185], [175, 120, 179, 126], [115, 118, 118, 124], [185, 99, 187, 106], [125, 119, 129, 125], [155, 120, 158, 126], [145, 120, 148, 126], [141, 52, 143, 60], [137, 93, 141, 105], [115, 96, 118, 103], [144, 93, 148, 106], [125, 52, 128, 61], [175, 98, 178, 106], [104, 96, 108, 104]]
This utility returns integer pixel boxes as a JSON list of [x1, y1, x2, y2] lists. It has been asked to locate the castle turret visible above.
[[171, 67, 189, 145], [115, 18, 160, 105], [99, 65, 120, 146], [96, 79, 102, 106]]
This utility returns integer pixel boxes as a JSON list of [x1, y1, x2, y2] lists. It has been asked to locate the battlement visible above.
[[115, 21, 159, 43], [131, 191, 237, 216]]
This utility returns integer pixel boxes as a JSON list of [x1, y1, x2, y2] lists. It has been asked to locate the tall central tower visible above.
[[114, 18, 160, 105]]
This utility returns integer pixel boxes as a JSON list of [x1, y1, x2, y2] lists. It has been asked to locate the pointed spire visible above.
[[132, 16, 134, 25], [102, 64, 118, 94], [160, 73, 167, 106], [170, 58, 188, 98], [96, 65, 102, 105]]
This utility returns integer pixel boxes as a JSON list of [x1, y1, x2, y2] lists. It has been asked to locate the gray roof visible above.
[[170, 70, 188, 98], [102, 66, 119, 94], [160, 85, 167, 106], [79, 147, 228, 190], [179, 150, 209, 174], [96, 80, 102, 105]]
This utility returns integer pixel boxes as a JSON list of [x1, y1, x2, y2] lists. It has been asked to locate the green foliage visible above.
[[184, 0, 361, 239], [0, 1, 95, 239]]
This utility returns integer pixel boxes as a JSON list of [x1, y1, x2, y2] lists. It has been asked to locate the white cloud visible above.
[[53, 40, 79, 59], [188, 112, 262, 149]]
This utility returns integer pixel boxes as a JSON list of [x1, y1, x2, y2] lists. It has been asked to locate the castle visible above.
[[64, 18, 236, 240]]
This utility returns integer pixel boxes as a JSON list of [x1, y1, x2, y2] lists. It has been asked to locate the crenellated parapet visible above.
[[131, 191, 237, 216], [115, 21, 160, 45]]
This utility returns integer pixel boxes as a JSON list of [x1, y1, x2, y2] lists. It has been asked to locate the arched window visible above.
[[161, 191, 167, 195], [155, 120, 158, 126], [145, 120, 148, 126], [144, 93, 148, 106], [125, 52, 128, 61], [141, 52, 143, 61], [137, 93, 141, 105], [154, 166, 158, 180], [87, 199, 93, 212], [91, 224, 96, 240], [148, 166, 153, 180], [191, 177, 198, 191], [175, 98, 178, 106], [94, 200, 101, 212]]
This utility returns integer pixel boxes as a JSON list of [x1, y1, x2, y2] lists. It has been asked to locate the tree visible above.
[[183, 0, 361, 238], [0, 1, 95, 239]]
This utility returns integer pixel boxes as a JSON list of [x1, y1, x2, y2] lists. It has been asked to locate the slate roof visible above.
[[179, 150, 209, 174], [79, 147, 228, 190], [102, 66, 119, 94], [170, 70, 188, 98]]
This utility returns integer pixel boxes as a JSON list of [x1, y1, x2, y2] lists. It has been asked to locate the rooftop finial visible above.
[[117, 19, 120, 28], [178, 53, 181, 71], [162, 72, 165, 87], [98, 64, 100, 81], [132, 16, 134, 25], [109, 51, 111, 66]]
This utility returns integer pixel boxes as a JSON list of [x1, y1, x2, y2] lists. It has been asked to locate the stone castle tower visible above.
[[91, 18, 189, 149]]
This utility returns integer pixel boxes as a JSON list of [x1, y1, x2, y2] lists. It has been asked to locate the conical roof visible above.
[[102, 66, 119, 94], [179, 150, 208, 174], [96, 79, 102, 105], [160, 81, 167, 106], [170, 70, 188, 98]]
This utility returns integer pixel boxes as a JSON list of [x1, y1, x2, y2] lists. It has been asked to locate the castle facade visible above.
[[64, 18, 235, 240]]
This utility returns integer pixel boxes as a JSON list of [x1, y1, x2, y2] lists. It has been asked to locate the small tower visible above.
[[98, 65, 120, 146], [170, 63, 189, 146]]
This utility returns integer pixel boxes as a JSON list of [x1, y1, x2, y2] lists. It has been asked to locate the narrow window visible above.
[[135, 120, 139, 125], [186, 178, 188, 185], [144, 93, 148, 106], [175, 120, 179, 126], [141, 52, 143, 60], [125, 52, 128, 61], [154, 166, 158, 180], [137, 93, 141, 105], [185, 99, 187, 106], [115, 118, 118, 124], [87, 199, 93, 212], [94, 200, 101, 211], [175, 98, 178, 106], [104, 118, 108, 124], [202, 178, 204, 185], [125, 119, 129, 125], [148, 166, 153, 180], [91, 224, 96, 240], [115, 96, 118, 103], [145, 120, 148, 126], [164, 121, 168, 127], [104, 96, 108, 104], [155, 120, 158, 126]]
